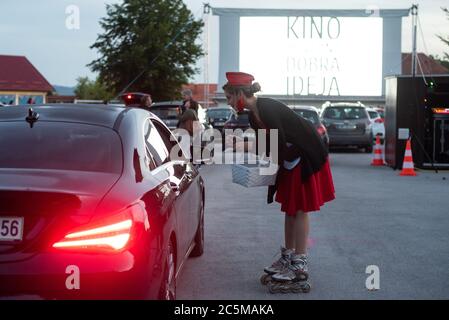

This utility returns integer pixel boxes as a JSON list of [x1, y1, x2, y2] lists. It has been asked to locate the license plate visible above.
[[338, 125, 357, 130], [0, 217, 24, 241]]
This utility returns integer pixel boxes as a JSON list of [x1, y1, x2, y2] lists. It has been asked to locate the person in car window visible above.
[[223, 72, 335, 292]]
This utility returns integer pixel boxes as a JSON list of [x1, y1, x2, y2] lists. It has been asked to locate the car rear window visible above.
[[207, 109, 231, 119], [294, 110, 319, 125], [151, 107, 181, 119], [368, 111, 379, 119], [235, 113, 249, 124], [0, 122, 122, 173], [323, 107, 368, 120]]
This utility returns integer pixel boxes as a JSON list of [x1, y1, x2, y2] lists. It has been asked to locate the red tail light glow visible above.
[[375, 118, 384, 124], [317, 124, 327, 135], [53, 219, 132, 251], [53, 233, 131, 250], [53, 203, 148, 252]]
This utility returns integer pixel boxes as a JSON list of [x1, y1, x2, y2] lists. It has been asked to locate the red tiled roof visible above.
[[402, 53, 449, 75], [0, 55, 53, 92]]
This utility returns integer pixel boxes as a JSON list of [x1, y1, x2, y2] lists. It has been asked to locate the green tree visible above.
[[88, 0, 204, 101], [74, 77, 114, 101]]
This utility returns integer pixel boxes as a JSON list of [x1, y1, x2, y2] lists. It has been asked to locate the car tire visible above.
[[159, 240, 176, 300], [190, 197, 204, 257]]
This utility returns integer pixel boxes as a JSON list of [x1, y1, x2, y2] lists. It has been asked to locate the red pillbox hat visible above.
[[225, 72, 254, 86]]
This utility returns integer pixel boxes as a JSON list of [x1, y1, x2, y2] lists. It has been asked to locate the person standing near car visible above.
[[139, 94, 152, 109], [181, 89, 199, 114], [223, 72, 335, 293]]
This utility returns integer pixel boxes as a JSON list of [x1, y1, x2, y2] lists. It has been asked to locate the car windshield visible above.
[[323, 107, 367, 120], [151, 107, 181, 119], [294, 110, 319, 125], [0, 122, 122, 173], [207, 109, 231, 119]]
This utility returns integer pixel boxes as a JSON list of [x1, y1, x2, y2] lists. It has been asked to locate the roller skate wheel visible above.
[[297, 282, 311, 293], [268, 282, 283, 294], [260, 274, 272, 285]]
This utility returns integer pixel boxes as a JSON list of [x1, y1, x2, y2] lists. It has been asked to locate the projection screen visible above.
[[240, 16, 383, 96]]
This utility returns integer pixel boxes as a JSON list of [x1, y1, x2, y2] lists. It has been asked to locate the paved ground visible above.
[[177, 150, 449, 299]]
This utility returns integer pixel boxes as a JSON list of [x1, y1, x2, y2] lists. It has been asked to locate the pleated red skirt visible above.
[[275, 158, 335, 215]]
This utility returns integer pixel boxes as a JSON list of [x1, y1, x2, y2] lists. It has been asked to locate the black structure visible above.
[[385, 75, 449, 169]]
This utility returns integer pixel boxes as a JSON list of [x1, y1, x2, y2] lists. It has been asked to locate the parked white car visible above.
[[366, 107, 385, 142]]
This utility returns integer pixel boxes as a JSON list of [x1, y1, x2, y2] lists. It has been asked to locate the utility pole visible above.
[[203, 3, 211, 108], [411, 4, 418, 77]]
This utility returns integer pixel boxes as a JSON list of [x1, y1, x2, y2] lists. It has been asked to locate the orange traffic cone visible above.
[[399, 138, 417, 176], [371, 136, 384, 166]]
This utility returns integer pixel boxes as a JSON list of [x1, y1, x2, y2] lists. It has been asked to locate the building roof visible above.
[[402, 53, 449, 75], [0, 55, 54, 92]]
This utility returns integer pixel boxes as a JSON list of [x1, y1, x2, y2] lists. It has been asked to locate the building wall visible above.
[[0, 91, 47, 105]]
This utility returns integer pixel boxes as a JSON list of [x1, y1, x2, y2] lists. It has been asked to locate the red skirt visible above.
[[275, 158, 335, 215]]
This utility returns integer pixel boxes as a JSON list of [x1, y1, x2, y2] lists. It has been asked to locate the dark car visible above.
[[149, 101, 210, 132], [223, 110, 251, 132], [320, 102, 373, 152], [291, 106, 329, 149], [206, 107, 235, 132], [0, 104, 205, 299], [149, 101, 184, 130]]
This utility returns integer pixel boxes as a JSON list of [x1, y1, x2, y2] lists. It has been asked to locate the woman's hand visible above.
[[225, 134, 256, 153]]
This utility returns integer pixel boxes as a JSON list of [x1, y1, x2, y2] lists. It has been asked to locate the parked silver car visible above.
[[321, 102, 373, 153]]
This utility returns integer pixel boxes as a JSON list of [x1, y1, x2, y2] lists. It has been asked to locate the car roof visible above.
[[324, 102, 366, 108], [151, 101, 183, 107], [206, 106, 233, 111], [0, 103, 133, 128], [290, 105, 319, 112]]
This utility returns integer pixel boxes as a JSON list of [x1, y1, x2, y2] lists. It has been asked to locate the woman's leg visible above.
[[294, 210, 309, 255], [284, 215, 296, 251]]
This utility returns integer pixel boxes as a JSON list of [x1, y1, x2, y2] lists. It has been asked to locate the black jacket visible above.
[[248, 97, 328, 203]]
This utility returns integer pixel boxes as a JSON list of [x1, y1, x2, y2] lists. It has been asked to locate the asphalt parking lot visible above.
[[177, 150, 449, 299]]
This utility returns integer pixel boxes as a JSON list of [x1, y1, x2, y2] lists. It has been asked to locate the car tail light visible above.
[[375, 118, 384, 124], [317, 124, 327, 136], [53, 203, 148, 252]]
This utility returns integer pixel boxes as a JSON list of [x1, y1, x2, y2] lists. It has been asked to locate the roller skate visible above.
[[260, 247, 292, 285], [267, 254, 311, 294]]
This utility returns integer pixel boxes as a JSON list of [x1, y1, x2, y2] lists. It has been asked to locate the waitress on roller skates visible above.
[[223, 72, 336, 293]]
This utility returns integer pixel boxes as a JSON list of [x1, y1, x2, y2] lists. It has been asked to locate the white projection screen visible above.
[[240, 16, 383, 96]]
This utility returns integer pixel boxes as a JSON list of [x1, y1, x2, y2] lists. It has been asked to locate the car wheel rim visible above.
[[164, 245, 176, 300]]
